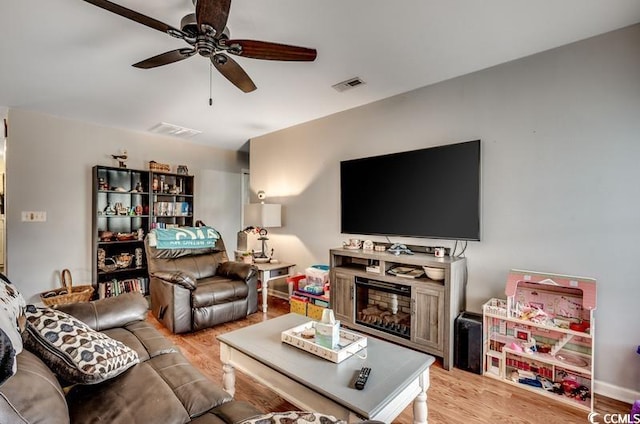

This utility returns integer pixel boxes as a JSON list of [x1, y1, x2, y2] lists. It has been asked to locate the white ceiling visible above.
[[1, 0, 639, 151]]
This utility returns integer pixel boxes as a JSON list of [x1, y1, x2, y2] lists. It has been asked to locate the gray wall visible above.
[[250, 24, 640, 398], [6, 109, 248, 302]]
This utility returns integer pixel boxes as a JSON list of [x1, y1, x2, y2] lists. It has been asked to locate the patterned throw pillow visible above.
[[240, 411, 346, 424], [0, 273, 26, 384], [24, 305, 139, 384]]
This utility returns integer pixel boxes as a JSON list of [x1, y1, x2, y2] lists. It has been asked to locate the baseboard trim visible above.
[[595, 380, 640, 404]]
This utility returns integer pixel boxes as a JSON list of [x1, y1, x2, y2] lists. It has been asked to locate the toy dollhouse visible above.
[[483, 269, 596, 411]]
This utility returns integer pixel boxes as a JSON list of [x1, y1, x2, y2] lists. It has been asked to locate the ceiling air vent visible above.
[[332, 77, 366, 92], [149, 122, 201, 138]]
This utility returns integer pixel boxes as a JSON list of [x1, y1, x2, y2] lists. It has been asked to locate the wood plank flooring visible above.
[[149, 297, 632, 424]]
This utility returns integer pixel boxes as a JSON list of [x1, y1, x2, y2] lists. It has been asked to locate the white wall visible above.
[[250, 25, 640, 397], [197, 169, 243, 259], [6, 109, 248, 302]]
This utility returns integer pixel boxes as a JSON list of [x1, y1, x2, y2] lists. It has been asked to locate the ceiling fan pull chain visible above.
[[209, 62, 213, 106]]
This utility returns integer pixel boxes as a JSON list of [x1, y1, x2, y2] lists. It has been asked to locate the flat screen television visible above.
[[340, 139, 481, 240]]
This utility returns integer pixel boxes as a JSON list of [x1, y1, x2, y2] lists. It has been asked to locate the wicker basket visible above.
[[40, 269, 94, 307]]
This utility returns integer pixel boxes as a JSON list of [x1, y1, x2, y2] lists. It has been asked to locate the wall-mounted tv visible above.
[[340, 140, 481, 241]]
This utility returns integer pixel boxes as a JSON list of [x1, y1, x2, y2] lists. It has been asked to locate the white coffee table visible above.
[[218, 313, 435, 423]]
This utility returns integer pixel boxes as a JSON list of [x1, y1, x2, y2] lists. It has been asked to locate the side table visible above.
[[253, 262, 295, 312]]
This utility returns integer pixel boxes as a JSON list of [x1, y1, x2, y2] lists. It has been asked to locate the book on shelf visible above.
[[98, 277, 148, 299]]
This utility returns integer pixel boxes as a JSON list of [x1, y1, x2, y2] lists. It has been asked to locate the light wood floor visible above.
[[149, 297, 631, 424]]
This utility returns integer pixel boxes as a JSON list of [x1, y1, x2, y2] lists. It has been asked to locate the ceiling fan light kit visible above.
[[81, 0, 317, 92]]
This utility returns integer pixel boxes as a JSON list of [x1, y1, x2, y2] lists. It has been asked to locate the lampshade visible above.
[[243, 203, 282, 228]]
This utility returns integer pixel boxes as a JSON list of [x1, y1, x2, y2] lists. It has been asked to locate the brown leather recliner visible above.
[[145, 234, 258, 333]]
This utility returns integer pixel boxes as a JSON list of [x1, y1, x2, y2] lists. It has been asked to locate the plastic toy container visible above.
[[305, 266, 329, 287]]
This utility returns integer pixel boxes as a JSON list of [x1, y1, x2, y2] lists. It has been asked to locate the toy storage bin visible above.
[[305, 266, 329, 287], [290, 296, 308, 316], [307, 303, 326, 321], [286, 274, 306, 292]]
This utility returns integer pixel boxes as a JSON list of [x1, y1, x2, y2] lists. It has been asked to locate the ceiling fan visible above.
[[81, 0, 317, 92]]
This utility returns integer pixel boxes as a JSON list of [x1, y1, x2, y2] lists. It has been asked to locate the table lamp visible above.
[[243, 191, 281, 261]]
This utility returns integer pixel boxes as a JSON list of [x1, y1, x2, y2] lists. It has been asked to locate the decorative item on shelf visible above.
[[240, 251, 253, 264], [243, 190, 282, 262], [97, 248, 106, 270], [176, 165, 188, 175], [99, 257, 118, 272], [168, 185, 180, 194], [137, 227, 144, 240], [388, 243, 413, 256], [362, 240, 374, 251], [148, 161, 170, 172], [115, 253, 133, 269], [98, 177, 107, 190], [423, 266, 445, 281], [116, 232, 136, 241], [132, 181, 143, 192], [342, 238, 361, 250], [111, 150, 128, 168], [434, 247, 446, 258], [134, 205, 143, 216], [103, 202, 115, 215], [99, 231, 114, 242], [374, 244, 386, 252], [114, 202, 128, 215], [134, 248, 143, 268], [253, 251, 270, 264]]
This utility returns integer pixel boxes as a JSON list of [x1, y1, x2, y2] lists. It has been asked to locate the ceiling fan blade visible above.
[[196, 0, 231, 37], [133, 49, 196, 69], [81, 0, 185, 37], [224, 39, 317, 61], [211, 53, 257, 93]]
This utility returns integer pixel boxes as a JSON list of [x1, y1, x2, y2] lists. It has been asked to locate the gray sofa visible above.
[[0, 293, 262, 423]]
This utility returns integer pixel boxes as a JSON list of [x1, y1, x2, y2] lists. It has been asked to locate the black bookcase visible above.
[[92, 165, 194, 299]]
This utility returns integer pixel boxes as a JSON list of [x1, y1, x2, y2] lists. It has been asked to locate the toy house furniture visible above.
[[482, 269, 596, 411], [145, 233, 258, 334]]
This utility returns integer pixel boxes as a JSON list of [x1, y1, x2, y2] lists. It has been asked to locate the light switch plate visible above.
[[21, 211, 47, 222]]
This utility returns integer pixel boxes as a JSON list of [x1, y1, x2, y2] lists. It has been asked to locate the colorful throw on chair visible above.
[[155, 226, 220, 249]]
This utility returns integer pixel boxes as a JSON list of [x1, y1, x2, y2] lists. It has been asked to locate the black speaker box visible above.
[[454, 311, 483, 374]]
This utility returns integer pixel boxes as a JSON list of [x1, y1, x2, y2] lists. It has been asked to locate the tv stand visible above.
[[330, 247, 467, 369]]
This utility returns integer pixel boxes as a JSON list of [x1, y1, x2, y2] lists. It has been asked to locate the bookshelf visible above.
[[92, 165, 195, 298]]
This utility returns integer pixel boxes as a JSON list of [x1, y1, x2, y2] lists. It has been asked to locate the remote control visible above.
[[354, 367, 371, 390]]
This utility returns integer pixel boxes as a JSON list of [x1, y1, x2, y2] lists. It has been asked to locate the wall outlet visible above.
[[21, 211, 47, 222]]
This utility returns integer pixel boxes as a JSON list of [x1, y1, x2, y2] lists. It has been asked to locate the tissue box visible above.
[[315, 320, 340, 349]]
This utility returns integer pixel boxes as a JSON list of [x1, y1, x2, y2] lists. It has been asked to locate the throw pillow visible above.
[[0, 328, 16, 385], [154, 226, 220, 249], [240, 411, 346, 424], [24, 305, 139, 384], [0, 273, 26, 384]]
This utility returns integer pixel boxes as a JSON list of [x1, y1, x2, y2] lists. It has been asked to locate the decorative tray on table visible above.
[[281, 321, 367, 363]]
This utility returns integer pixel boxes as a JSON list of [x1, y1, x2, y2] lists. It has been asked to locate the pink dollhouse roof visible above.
[[505, 269, 597, 310]]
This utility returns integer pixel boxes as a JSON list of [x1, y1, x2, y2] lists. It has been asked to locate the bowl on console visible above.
[[423, 266, 444, 281]]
